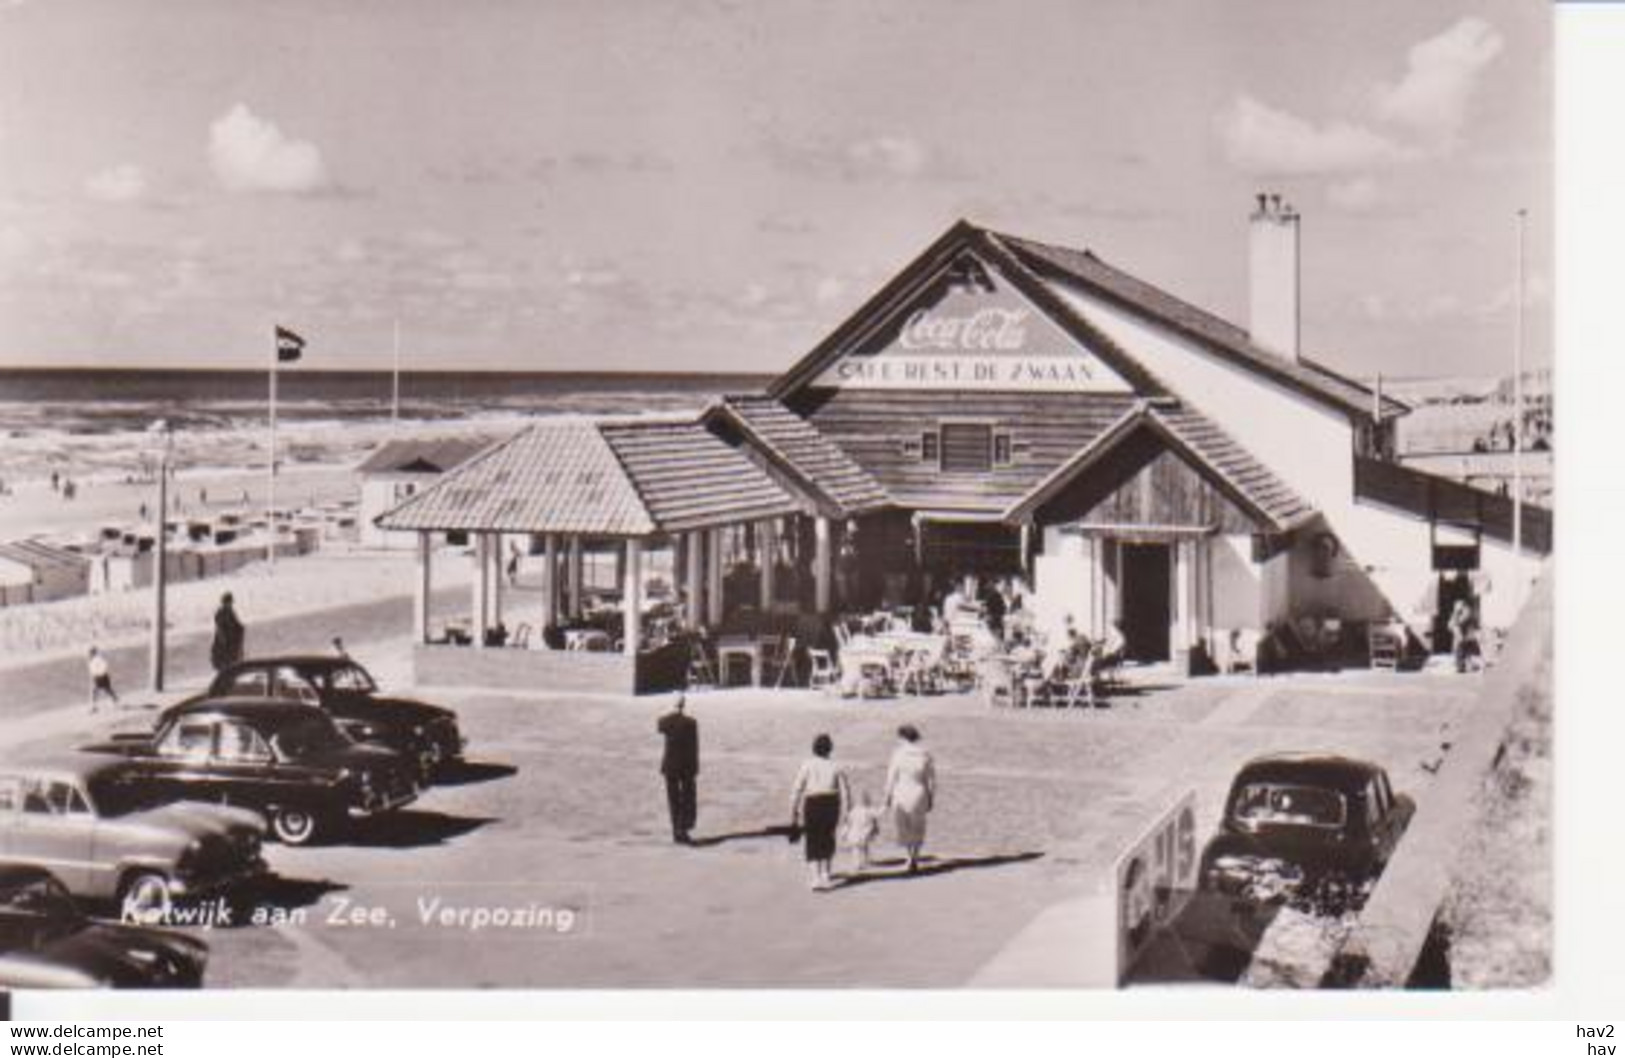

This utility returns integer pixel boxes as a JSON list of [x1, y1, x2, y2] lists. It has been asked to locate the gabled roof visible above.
[[1004, 400, 1316, 533], [356, 436, 493, 476], [375, 417, 804, 537], [766, 220, 1170, 403], [765, 219, 1404, 423], [707, 394, 891, 516], [992, 230, 1408, 421]]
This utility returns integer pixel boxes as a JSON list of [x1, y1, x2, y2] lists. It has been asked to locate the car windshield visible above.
[[85, 772, 173, 817], [1233, 782, 1347, 828], [327, 664, 377, 694], [269, 714, 352, 759], [0, 875, 82, 948]]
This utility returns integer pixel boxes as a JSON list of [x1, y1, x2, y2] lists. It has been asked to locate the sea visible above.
[[0, 367, 773, 484]]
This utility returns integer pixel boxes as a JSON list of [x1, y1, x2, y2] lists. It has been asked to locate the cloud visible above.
[[1216, 95, 1412, 177], [1374, 17, 1504, 144], [765, 133, 958, 182], [207, 104, 327, 193], [1326, 177, 1382, 212], [84, 164, 147, 203]]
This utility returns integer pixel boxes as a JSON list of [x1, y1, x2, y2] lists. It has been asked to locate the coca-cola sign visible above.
[[898, 307, 1028, 352]]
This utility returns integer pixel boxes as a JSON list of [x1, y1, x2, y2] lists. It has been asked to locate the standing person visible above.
[[656, 695, 699, 844], [884, 724, 937, 873], [789, 733, 850, 891], [331, 636, 349, 659], [211, 592, 245, 672], [86, 646, 118, 712], [506, 541, 521, 587], [1448, 597, 1478, 674]]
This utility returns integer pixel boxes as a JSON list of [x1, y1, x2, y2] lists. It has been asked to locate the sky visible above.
[[0, 0, 1551, 379]]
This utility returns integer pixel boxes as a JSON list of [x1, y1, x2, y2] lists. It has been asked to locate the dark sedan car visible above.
[[82, 699, 419, 846], [0, 865, 206, 988], [1198, 753, 1414, 915], [193, 656, 464, 780]]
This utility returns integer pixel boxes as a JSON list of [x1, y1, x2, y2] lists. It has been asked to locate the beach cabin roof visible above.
[[356, 436, 493, 477], [0, 539, 91, 573], [375, 417, 805, 538]]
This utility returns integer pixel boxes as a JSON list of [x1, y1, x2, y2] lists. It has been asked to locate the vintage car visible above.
[[0, 865, 206, 988], [0, 756, 266, 922], [190, 656, 465, 780], [82, 698, 420, 846], [1197, 753, 1415, 914]]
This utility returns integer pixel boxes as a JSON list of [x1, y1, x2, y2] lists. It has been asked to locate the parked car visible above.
[[0, 756, 266, 922], [0, 865, 207, 988], [1198, 753, 1415, 915], [192, 656, 465, 780], [82, 699, 420, 847]]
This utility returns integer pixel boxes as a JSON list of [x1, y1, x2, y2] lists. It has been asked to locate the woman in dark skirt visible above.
[[790, 733, 851, 891]]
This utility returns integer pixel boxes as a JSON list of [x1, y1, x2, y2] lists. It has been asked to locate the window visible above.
[[223, 670, 270, 697], [992, 432, 1013, 466], [920, 431, 939, 464], [216, 722, 273, 764], [940, 423, 993, 473], [160, 721, 217, 761], [1233, 783, 1347, 828]]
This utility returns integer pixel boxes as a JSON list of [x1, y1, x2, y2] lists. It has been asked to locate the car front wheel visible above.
[[270, 805, 321, 846], [119, 870, 174, 926]]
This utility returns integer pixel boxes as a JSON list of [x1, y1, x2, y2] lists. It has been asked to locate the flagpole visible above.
[[1512, 208, 1526, 609], [392, 317, 401, 428], [268, 325, 278, 570]]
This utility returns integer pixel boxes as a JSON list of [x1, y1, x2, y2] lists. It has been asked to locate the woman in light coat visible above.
[[884, 724, 937, 872]]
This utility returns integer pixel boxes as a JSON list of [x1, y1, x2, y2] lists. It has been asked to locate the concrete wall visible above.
[[1046, 283, 1356, 505], [1209, 534, 1262, 631]]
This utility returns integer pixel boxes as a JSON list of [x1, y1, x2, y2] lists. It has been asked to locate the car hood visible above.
[[7, 923, 206, 988], [123, 801, 267, 842]]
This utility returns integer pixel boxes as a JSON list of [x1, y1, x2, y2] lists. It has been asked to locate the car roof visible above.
[[1230, 753, 1385, 793], [166, 697, 327, 722], [221, 655, 353, 672]]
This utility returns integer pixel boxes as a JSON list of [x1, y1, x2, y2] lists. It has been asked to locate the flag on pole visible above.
[[275, 326, 306, 363]]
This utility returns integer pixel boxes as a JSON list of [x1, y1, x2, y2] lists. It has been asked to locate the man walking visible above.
[[211, 592, 245, 672], [656, 695, 699, 844], [87, 646, 118, 712]]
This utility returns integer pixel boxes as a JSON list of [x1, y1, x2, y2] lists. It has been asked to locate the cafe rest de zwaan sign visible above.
[[814, 271, 1133, 393]]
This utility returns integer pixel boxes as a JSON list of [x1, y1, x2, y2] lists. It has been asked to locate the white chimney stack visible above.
[[1249, 192, 1300, 360]]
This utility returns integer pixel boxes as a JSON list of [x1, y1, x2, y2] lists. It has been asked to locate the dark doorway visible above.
[[1120, 543, 1171, 662]]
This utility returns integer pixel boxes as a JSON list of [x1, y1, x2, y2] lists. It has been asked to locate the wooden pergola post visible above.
[[542, 533, 558, 628], [471, 533, 489, 649], [568, 536, 583, 619], [685, 530, 704, 627], [623, 537, 643, 657], [759, 519, 777, 611], [490, 532, 505, 633], [413, 531, 432, 644], [813, 516, 831, 614], [706, 529, 724, 627]]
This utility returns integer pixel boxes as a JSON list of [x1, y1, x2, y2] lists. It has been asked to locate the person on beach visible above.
[[790, 733, 850, 891], [87, 646, 118, 711], [884, 724, 937, 873], [211, 592, 245, 672], [656, 695, 699, 844]]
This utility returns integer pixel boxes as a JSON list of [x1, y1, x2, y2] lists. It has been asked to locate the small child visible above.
[[87, 646, 118, 712], [842, 790, 882, 872]]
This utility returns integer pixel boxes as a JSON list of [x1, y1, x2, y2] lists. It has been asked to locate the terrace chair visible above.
[[806, 648, 840, 693], [980, 657, 1018, 708], [687, 635, 718, 691], [767, 635, 799, 689], [510, 623, 532, 649]]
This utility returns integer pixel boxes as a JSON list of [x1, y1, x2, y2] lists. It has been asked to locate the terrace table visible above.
[[564, 628, 612, 652]]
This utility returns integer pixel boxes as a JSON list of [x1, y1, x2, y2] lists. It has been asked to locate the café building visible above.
[[378, 197, 1550, 691]]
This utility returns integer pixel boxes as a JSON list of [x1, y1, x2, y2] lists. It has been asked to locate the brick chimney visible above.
[[1249, 192, 1300, 360]]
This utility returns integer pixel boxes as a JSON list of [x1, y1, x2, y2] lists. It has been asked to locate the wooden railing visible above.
[[1353, 455, 1552, 554]]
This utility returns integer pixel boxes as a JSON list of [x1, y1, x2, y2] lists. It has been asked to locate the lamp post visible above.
[[148, 419, 173, 692]]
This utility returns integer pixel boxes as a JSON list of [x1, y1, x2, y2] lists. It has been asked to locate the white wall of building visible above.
[[361, 475, 424, 549]]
